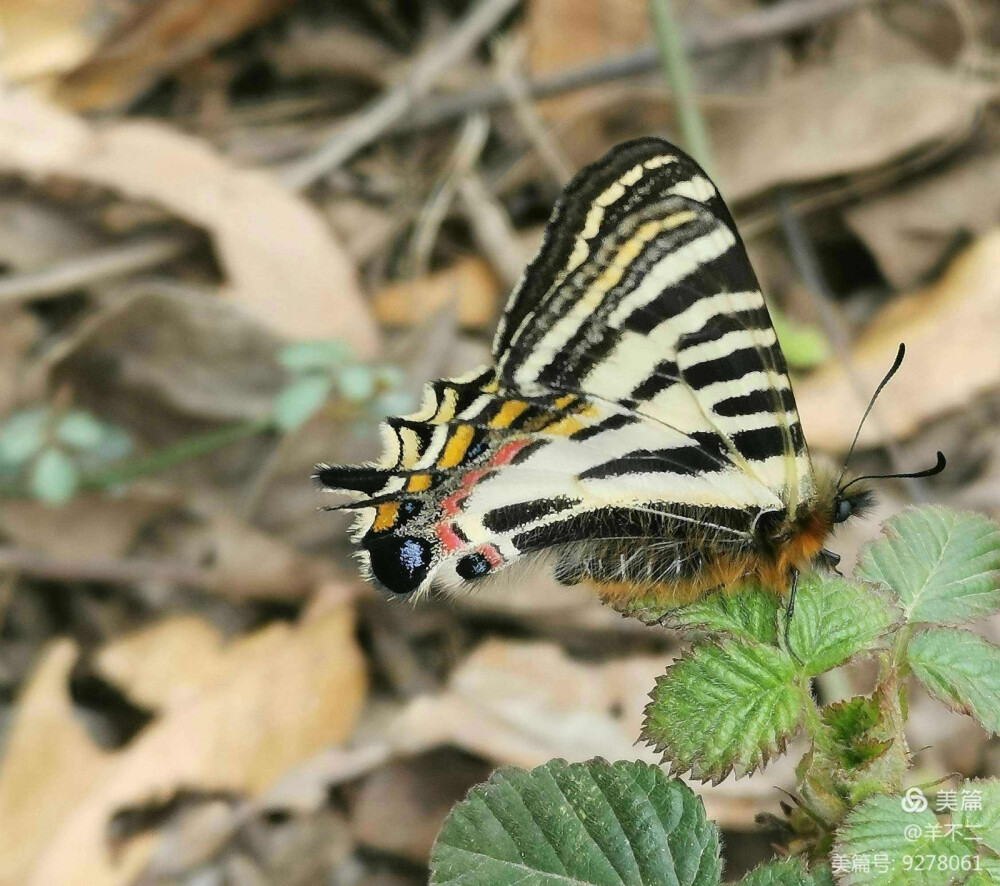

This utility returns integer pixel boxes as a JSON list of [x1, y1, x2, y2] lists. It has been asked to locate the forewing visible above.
[[493, 137, 813, 510]]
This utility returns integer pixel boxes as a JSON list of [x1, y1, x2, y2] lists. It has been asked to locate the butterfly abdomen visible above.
[[555, 496, 835, 610]]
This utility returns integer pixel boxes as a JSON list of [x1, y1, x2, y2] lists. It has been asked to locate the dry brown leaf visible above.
[[845, 145, 1000, 289], [396, 638, 666, 768], [0, 0, 99, 83], [27, 606, 366, 885], [526, 0, 649, 119], [795, 229, 1000, 450], [0, 640, 112, 886], [54, 0, 294, 111], [264, 19, 401, 85], [153, 507, 325, 600], [94, 617, 228, 713], [372, 257, 500, 330], [350, 750, 492, 864], [713, 62, 991, 200], [386, 638, 791, 828], [61, 285, 284, 424], [0, 197, 101, 270], [527, 0, 648, 76], [0, 492, 177, 561], [134, 798, 243, 882], [546, 62, 990, 204], [0, 90, 378, 352]]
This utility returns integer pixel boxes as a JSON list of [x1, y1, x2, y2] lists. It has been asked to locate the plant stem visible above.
[[80, 418, 273, 490], [798, 674, 836, 757], [646, 0, 715, 176]]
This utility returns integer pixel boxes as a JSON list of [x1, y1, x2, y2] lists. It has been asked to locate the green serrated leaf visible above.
[[429, 758, 721, 886], [834, 794, 975, 886], [643, 640, 803, 782], [610, 592, 680, 625], [788, 575, 900, 675], [663, 583, 779, 644], [272, 375, 334, 432], [956, 779, 1000, 855], [856, 507, 1000, 625], [908, 628, 1000, 734], [820, 695, 893, 768], [30, 447, 79, 505], [738, 858, 815, 885], [0, 407, 48, 465], [822, 696, 880, 744], [965, 857, 1000, 885]]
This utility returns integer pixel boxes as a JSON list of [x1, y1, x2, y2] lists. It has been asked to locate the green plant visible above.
[[428, 506, 1000, 884], [0, 405, 132, 504], [0, 339, 413, 505]]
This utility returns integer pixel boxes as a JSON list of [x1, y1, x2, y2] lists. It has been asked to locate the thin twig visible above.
[[398, 0, 884, 132], [0, 232, 196, 307], [458, 172, 526, 288], [408, 114, 490, 278], [279, 0, 522, 190], [80, 418, 273, 491], [0, 546, 212, 589], [493, 38, 573, 186], [647, 0, 714, 175]]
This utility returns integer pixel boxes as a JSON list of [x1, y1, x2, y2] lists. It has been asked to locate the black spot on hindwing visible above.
[[364, 535, 433, 595]]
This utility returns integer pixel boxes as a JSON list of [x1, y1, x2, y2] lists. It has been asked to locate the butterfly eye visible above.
[[833, 498, 853, 524]]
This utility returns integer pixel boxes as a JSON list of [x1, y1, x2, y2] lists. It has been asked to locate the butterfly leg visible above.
[[784, 567, 803, 664], [818, 548, 843, 576]]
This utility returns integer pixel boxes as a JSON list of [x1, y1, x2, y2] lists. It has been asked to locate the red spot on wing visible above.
[[434, 437, 535, 554], [436, 521, 464, 552], [491, 439, 532, 466], [481, 544, 503, 568]]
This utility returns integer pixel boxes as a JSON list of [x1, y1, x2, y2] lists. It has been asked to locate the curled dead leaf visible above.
[[715, 62, 992, 200], [546, 62, 991, 204], [0, 90, 378, 351], [846, 144, 1000, 290], [26, 607, 366, 885], [0, 492, 178, 561], [0, 640, 111, 886]]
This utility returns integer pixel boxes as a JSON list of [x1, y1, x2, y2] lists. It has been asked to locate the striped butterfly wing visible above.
[[494, 137, 812, 512], [320, 138, 815, 598]]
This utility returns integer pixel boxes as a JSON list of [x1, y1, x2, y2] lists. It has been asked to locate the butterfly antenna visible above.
[[839, 451, 946, 494], [835, 343, 906, 488]]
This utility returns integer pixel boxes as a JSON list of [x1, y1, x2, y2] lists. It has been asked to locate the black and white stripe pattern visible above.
[[494, 137, 812, 510], [319, 138, 816, 597]]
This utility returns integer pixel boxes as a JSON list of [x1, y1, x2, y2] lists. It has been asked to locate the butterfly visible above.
[[317, 137, 944, 633]]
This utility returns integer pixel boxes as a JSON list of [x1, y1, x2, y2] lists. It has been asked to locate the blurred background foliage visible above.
[[0, 0, 999, 883]]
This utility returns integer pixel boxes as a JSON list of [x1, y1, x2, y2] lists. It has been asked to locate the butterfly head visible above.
[[831, 483, 875, 525]]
